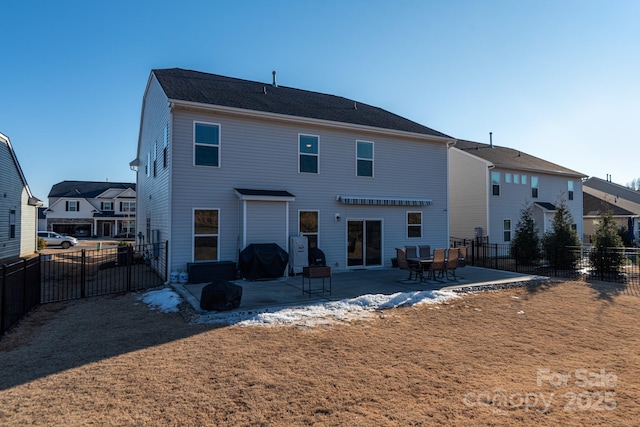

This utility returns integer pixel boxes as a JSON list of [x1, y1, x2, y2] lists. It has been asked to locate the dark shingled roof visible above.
[[152, 68, 451, 139], [584, 177, 640, 205], [454, 140, 586, 177], [49, 181, 136, 198], [583, 192, 635, 217]]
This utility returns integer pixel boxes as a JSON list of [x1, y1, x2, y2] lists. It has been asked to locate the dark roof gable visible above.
[[583, 192, 635, 217], [152, 68, 451, 139], [454, 139, 586, 177], [584, 177, 640, 205], [49, 181, 136, 198]]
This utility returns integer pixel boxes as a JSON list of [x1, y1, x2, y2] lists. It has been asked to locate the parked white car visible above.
[[38, 232, 78, 249]]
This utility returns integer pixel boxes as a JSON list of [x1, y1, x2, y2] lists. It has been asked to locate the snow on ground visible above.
[[138, 287, 460, 327]]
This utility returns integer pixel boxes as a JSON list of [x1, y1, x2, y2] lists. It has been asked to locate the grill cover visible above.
[[239, 243, 289, 280]]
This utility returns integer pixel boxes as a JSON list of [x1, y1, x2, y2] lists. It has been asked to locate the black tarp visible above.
[[238, 243, 289, 280]]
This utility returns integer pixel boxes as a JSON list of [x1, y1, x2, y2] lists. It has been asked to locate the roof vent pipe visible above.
[[272, 70, 277, 87], [489, 132, 493, 148]]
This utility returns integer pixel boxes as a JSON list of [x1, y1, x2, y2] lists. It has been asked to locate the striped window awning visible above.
[[336, 195, 432, 206]]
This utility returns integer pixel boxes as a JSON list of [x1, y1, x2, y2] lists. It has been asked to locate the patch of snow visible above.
[[138, 288, 459, 327]]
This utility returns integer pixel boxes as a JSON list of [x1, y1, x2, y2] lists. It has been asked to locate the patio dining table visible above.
[[407, 257, 438, 281]]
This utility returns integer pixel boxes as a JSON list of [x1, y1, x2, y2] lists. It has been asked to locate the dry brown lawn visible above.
[[1, 279, 639, 426]]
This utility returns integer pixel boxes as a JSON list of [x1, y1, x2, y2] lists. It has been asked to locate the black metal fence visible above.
[[1, 257, 41, 337], [451, 239, 640, 285], [1, 242, 167, 338], [40, 242, 168, 303]]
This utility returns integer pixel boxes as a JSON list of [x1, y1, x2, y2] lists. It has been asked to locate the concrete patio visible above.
[[173, 266, 544, 314]]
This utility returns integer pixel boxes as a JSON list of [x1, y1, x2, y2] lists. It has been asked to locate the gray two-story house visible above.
[[0, 132, 42, 262], [449, 139, 586, 244], [133, 68, 455, 277]]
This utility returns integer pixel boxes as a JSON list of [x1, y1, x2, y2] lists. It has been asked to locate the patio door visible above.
[[347, 220, 382, 267], [103, 222, 112, 237]]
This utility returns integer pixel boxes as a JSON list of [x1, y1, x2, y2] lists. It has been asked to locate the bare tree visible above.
[[627, 178, 640, 191]]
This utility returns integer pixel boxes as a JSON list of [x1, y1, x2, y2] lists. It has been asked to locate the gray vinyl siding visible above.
[[448, 148, 489, 240], [245, 201, 288, 248], [488, 168, 583, 243], [166, 108, 450, 272], [136, 76, 171, 253], [0, 138, 35, 261]]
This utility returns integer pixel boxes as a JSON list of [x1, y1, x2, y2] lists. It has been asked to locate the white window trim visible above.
[[503, 218, 512, 242], [356, 140, 374, 178], [193, 121, 221, 168], [192, 208, 220, 262], [407, 211, 423, 239], [298, 209, 320, 243], [298, 133, 320, 174]]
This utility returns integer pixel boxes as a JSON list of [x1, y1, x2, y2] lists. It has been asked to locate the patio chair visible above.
[[396, 248, 422, 281], [405, 246, 418, 259], [444, 248, 460, 280], [418, 245, 431, 259], [427, 248, 447, 280], [458, 246, 468, 268]]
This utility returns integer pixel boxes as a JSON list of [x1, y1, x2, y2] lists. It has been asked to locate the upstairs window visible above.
[[491, 172, 501, 196], [299, 210, 319, 248], [514, 174, 520, 184], [66, 201, 79, 212], [407, 212, 422, 238], [521, 175, 527, 185], [505, 173, 512, 184], [356, 140, 374, 177], [153, 141, 158, 177], [568, 180, 574, 201], [120, 201, 136, 213], [299, 134, 319, 174], [101, 201, 113, 211], [194, 122, 220, 167], [531, 176, 539, 198], [9, 210, 16, 239], [163, 125, 169, 169]]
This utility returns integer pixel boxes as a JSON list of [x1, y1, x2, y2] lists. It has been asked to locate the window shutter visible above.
[[120, 202, 123, 211], [66, 201, 69, 211]]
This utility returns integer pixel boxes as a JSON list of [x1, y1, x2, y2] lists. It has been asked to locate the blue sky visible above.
[[2, 0, 639, 203]]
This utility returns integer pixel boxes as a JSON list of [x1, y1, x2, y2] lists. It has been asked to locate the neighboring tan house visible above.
[[449, 139, 587, 244], [0, 132, 42, 262], [583, 176, 640, 243], [582, 192, 637, 244], [132, 68, 455, 276], [44, 181, 136, 238]]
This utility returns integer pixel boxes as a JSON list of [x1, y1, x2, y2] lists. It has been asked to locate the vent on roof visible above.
[[489, 132, 493, 148], [272, 70, 277, 87]]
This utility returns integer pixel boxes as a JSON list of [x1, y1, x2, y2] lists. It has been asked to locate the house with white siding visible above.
[[0, 132, 42, 262], [449, 138, 586, 244], [132, 68, 455, 277], [44, 181, 136, 237], [583, 176, 640, 243]]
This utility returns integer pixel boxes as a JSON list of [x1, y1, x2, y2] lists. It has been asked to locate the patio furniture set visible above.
[[396, 245, 467, 282]]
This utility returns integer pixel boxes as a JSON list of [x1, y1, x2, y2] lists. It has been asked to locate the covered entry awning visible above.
[[234, 188, 296, 201], [336, 195, 432, 206]]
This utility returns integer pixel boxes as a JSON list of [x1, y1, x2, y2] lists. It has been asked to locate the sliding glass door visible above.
[[347, 220, 382, 267]]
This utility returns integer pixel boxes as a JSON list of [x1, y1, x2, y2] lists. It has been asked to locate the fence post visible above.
[[494, 244, 498, 270], [81, 250, 86, 299], [1, 264, 6, 336], [22, 259, 28, 315], [126, 245, 132, 291], [164, 240, 169, 282]]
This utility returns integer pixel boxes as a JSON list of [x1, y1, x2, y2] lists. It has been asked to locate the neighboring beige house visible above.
[[449, 139, 587, 244], [583, 192, 637, 244], [44, 181, 136, 238], [583, 176, 640, 243], [0, 132, 42, 262]]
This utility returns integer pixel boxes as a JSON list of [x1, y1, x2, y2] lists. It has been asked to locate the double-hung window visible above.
[[194, 122, 220, 167], [163, 125, 169, 169], [503, 219, 511, 242], [407, 212, 422, 238], [356, 140, 374, 177], [9, 210, 16, 239], [101, 201, 113, 211], [491, 172, 501, 196], [299, 134, 319, 174], [531, 176, 539, 198], [568, 180, 574, 201], [153, 141, 158, 177], [120, 201, 136, 213], [299, 210, 319, 248], [66, 201, 79, 212], [194, 209, 219, 261]]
